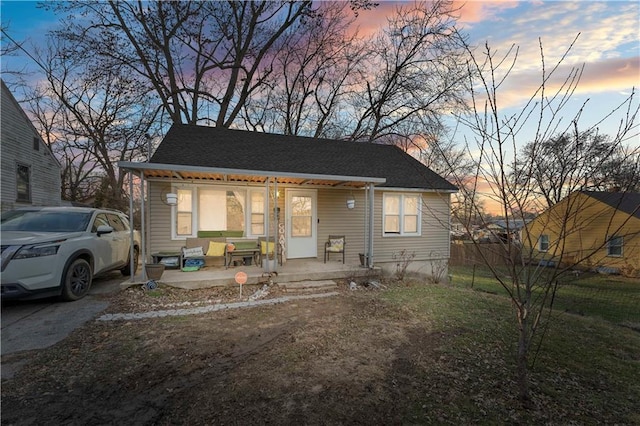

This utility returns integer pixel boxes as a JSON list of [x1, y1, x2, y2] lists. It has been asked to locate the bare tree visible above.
[[345, 0, 470, 144], [240, 1, 367, 138], [453, 36, 639, 404], [28, 37, 159, 210], [515, 129, 640, 206], [45, 1, 314, 126]]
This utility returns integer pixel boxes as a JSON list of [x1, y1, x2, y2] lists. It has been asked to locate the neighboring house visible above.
[[119, 124, 457, 277], [1, 80, 61, 212], [524, 191, 640, 277], [481, 219, 528, 243]]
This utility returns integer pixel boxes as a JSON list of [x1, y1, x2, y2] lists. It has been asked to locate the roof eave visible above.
[[118, 161, 386, 184]]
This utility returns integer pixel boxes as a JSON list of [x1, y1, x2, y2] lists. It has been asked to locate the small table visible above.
[[151, 252, 183, 269], [225, 248, 259, 269]]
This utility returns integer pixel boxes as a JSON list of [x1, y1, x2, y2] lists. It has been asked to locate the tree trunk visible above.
[[517, 315, 532, 407]]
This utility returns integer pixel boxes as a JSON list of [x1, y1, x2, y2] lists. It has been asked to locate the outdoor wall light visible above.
[[346, 195, 355, 209], [166, 193, 178, 206]]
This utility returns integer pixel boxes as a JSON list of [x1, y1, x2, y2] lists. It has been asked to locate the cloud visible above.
[[475, 2, 640, 73], [459, 1, 639, 109], [454, 0, 519, 24]]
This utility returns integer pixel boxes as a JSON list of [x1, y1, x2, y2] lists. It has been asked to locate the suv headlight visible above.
[[14, 244, 61, 259]]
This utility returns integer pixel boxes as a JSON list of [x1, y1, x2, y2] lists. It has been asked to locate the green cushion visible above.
[[233, 241, 259, 250], [198, 230, 244, 238]]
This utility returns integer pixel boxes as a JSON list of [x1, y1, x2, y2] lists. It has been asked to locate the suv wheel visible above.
[[61, 258, 92, 301], [121, 247, 139, 276]]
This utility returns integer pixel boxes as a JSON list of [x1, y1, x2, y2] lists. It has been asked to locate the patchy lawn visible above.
[[2, 279, 639, 425]]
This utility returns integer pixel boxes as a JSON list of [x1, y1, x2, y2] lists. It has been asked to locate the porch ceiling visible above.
[[143, 168, 367, 188], [120, 161, 385, 188]]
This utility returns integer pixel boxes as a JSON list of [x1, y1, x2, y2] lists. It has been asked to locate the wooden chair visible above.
[[324, 235, 345, 263]]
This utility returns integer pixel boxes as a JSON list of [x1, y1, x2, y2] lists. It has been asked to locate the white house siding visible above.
[[1, 83, 61, 212]]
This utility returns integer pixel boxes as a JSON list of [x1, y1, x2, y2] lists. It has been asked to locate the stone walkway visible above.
[[96, 291, 340, 322]]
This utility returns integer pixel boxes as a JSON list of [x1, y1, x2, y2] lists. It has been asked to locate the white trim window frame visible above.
[[538, 234, 549, 252], [606, 235, 623, 257], [382, 193, 421, 237], [173, 187, 194, 238], [171, 185, 267, 240], [16, 162, 31, 203]]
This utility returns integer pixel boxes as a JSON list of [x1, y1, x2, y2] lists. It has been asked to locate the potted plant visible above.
[[145, 263, 165, 280]]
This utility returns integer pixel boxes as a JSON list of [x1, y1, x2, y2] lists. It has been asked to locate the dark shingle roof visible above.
[[150, 124, 457, 191], [582, 191, 640, 219]]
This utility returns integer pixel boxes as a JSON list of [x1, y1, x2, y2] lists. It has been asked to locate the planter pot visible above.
[[262, 258, 277, 271], [145, 263, 165, 281]]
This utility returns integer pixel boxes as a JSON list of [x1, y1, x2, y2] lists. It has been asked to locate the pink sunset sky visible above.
[[2, 1, 638, 215]]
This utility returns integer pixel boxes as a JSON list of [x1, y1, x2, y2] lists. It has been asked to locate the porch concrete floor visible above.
[[123, 259, 378, 290]]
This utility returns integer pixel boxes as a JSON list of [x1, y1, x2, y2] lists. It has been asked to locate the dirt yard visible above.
[[2, 281, 436, 425], [3, 278, 632, 425]]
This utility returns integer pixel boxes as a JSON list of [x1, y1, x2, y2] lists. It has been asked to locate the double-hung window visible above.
[[383, 193, 420, 236], [607, 235, 623, 257], [175, 188, 193, 236], [538, 235, 549, 252], [16, 163, 31, 202]]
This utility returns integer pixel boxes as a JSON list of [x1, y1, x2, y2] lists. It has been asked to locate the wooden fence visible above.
[[449, 242, 522, 266]]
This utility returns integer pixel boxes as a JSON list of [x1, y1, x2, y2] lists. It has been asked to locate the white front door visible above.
[[286, 189, 317, 258]]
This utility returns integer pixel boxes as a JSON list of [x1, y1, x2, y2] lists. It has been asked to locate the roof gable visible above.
[[582, 191, 640, 219], [150, 124, 457, 191]]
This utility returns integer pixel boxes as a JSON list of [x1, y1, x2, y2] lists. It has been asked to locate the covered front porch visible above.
[[118, 159, 385, 284], [123, 258, 381, 290]]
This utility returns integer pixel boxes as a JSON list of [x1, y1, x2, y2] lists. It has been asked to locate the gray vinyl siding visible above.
[[148, 182, 181, 255], [374, 190, 450, 263], [316, 188, 368, 264], [317, 188, 451, 264], [1, 83, 61, 212], [147, 181, 452, 266]]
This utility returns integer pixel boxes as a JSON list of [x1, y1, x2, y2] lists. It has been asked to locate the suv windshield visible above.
[[1, 210, 92, 232]]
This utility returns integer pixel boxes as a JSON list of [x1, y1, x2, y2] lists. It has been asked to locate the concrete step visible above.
[[280, 279, 339, 293]]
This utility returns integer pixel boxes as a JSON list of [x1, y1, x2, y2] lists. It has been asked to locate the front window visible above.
[[176, 189, 193, 236], [198, 189, 245, 232], [607, 235, 623, 257], [251, 191, 265, 235], [172, 186, 266, 238], [16, 163, 31, 202], [539, 235, 549, 252], [383, 193, 421, 236]]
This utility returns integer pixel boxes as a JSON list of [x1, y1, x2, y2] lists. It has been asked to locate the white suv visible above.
[[1, 207, 140, 301]]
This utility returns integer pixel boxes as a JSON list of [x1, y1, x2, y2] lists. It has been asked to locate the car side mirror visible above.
[[96, 225, 114, 236]]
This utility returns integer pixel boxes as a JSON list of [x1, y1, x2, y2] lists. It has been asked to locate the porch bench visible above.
[[225, 240, 260, 269], [182, 237, 228, 268]]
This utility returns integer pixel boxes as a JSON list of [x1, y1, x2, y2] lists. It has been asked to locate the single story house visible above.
[[119, 124, 457, 278], [523, 191, 640, 276], [1, 80, 62, 212]]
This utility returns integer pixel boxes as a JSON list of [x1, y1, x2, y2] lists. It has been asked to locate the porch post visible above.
[[127, 171, 135, 281], [273, 178, 278, 272], [367, 183, 375, 268], [264, 177, 271, 272], [140, 170, 147, 281]]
